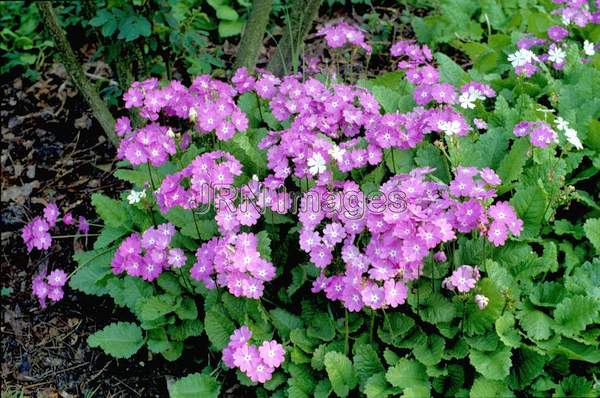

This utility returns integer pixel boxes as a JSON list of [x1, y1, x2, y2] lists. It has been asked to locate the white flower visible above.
[[564, 127, 583, 150], [555, 116, 569, 131], [166, 128, 175, 137], [508, 49, 537, 67], [583, 40, 596, 56], [328, 145, 346, 162], [127, 189, 146, 204], [188, 107, 197, 122], [548, 46, 566, 64], [307, 152, 327, 175], [437, 120, 461, 136], [458, 89, 481, 109]]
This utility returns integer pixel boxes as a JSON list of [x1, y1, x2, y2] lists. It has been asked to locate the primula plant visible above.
[[19, 0, 600, 397]]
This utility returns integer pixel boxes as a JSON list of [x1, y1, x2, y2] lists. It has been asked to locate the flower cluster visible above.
[[111, 223, 182, 281], [32, 269, 68, 307], [457, 82, 496, 110], [442, 265, 480, 293], [23, 203, 89, 252], [316, 21, 372, 53], [117, 122, 177, 167], [552, 0, 600, 27], [513, 121, 558, 148], [155, 151, 242, 214], [555, 116, 583, 149], [302, 167, 522, 312], [222, 326, 285, 383], [190, 232, 275, 299]]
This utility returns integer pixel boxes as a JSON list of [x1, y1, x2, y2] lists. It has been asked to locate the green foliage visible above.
[[87, 322, 144, 359], [169, 372, 220, 398]]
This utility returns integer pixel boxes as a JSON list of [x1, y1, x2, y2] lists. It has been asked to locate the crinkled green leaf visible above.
[[170, 373, 220, 398], [324, 351, 357, 397], [87, 322, 143, 359]]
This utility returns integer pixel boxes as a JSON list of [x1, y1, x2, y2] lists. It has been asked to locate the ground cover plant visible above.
[[3, 0, 600, 396]]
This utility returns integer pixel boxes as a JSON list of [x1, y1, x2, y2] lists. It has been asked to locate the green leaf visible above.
[[204, 309, 235, 350], [554, 295, 600, 336], [106, 276, 153, 311], [257, 230, 272, 260], [147, 328, 170, 353], [385, 358, 428, 390], [470, 377, 513, 398], [307, 313, 335, 342], [216, 5, 238, 21], [495, 313, 521, 348], [414, 143, 450, 183], [413, 334, 445, 366], [218, 20, 244, 37], [88, 322, 143, 359], [324, 351, 358, 397], [137, 295, 179, 321], [583, 218, 600, 254], [384, 149, 415, 174], [93, 226, 129, 250], [496, 138, 530, 193], [469, 345, 512, 381], [70, 248, 115, 296], [270, 308, 303, 339], [168, 319, 203, 341], [170, 373, 220, 398], [510, 185, 548, 238], [435, 53, 469, 86], [508, 348, 545, 389], [175, 297, 198, 320], [516, 308, 552, 340], [157, 273, 183, 296], [353, 343, 384, 388], [555, 375, 596, 398], [91, 193, 128, 228], [365, 373, 395, 398]]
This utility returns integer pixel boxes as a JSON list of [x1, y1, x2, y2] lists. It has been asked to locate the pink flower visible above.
[[233, 344, 260, 373], [258, 340, 285, 368], [78, 216, 89, 234], [384, 279, 408, 308], [47, 269, 68, 287], [475, 294, 489, 309], [43, 203, 59, 227], [247, 361, 274, 383], [63, 212, 74, 225], [167, 248, 186, 269], [443, 265, 480, 293]]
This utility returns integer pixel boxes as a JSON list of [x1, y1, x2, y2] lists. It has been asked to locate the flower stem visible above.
[[344, 309, 349, 355], [369, 310, 376, 343]]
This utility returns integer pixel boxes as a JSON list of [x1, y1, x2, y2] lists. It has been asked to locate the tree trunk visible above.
[[234, 0, 272, 73], [37, 1, 118, 145], [267, 0, 322, 76]]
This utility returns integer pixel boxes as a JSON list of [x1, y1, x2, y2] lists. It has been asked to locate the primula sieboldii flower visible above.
[[548, 25, 569, 41], [508, 48, 538, 68], [513, 120, 558, 148], [443, 265, 480, 293], [299, 168, 521, 312], [127, 189, 146, 204], [583, 40, 596, 56], [32, 269, 68, 308], [111, 223, 178, 281], [307, 152, 327, 175], [547, 44, 567, 66], [22, 216, 52, 252], [554, 117, 583, 149], [475, 294, 489, 309], [316, 21, 372, 53], [223, 326, 285, 384], [190, 232, 275, 299]]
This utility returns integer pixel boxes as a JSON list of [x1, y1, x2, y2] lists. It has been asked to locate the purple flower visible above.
[[258, 340, 285, 368], [384, 279, 408, 308], [63, 212, 74, 225], [547, 25, 569, 41], [43, 203, 59, 227], [361, 282, 385, 310], [47, 269, 68, 287], [167, 248, 186, 269], [78, 216, 89, 234]]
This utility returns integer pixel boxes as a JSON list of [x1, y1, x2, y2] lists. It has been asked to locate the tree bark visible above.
[[267, 0, 322, 76], [234, 0, 272, 72], [37, 1, 118, 145]]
